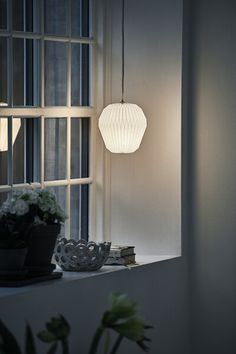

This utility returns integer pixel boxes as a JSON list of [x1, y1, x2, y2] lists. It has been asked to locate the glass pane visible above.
[[44, 0, 68, 36], [71, 118, 89, 178], [12, 0, 40, 32], [0, 192, 8, 207], [25, 0, 40, 32], [45, 41, 68, 106], [0, 118, 8, 185], [0, 0, 7, 30], [47, 186, 66, 237], [71, 0, 90, 38], [13, 117, 40, 184], [71, 43, 90, 106], [0, 37, 8, 104], [70, 184, 89, 240], [44, 118, 67, 181], [12, 0, 24, 31], [13, 38, 39, 106], [25, 118, 40, 182], [13, 38, 24, 106]]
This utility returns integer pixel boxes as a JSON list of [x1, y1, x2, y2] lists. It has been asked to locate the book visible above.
[[105, 254, 136, 266], [109, 245, 135, 258]]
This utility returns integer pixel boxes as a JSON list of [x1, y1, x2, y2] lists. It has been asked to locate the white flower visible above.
[[26, 190, 39, 204], [0, 201, 11, 215], [11, 199, 29, 216]]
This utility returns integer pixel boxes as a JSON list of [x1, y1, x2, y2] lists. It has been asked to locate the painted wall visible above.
[[185, 0, 236, 353], [102, 0, 182, 255]]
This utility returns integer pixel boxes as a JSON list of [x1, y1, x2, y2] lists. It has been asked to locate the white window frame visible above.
[[0, 0, 97, 240]]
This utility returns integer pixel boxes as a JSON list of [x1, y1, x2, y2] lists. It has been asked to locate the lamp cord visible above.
[[121, 0, 125, 103]]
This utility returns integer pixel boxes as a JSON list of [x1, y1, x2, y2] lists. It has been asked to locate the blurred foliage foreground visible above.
[[0, 293, 153, 354]]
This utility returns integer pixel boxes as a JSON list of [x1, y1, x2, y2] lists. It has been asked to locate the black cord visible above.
[[121, 0, 125, 103]]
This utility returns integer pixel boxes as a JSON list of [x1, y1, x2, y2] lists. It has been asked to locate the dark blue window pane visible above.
[[45, 41, 68, 106], [71, 118, 90, 178], [71, 43, 90, 106], [13, 39, 39, 106], [44, 0, 68, 36], [70, 184, 89, 240], [71, 0, 90, 38], [0, 0, 7, 29], [0, 37, 8, 104]]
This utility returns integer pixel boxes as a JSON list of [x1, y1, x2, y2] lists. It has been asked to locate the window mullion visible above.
[[40, 115, 45, 188], [24, 38, 26, 106], [65, 116, 71, 239], [7, 0, 13, 107], [23, 118, 27, 183], [40, 0, 44, 108], [67, 43, 71, 107], [7, 116, 13, 187]]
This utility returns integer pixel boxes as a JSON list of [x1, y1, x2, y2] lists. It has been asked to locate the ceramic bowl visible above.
[[54, 238, 111, 271]]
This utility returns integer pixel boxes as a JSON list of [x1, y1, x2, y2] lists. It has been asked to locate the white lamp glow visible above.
[[99, 103, 147, 153]]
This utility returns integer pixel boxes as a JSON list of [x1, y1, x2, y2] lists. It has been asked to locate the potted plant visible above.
[[0, 214, 27, 271], [0, 189, 66, 273]]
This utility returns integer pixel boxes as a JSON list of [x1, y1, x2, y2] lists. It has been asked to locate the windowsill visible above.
[[0, 255, 180, 299]]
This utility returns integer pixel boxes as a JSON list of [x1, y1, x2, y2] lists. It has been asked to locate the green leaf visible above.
[[0, 320, 21, 354], [109, 293, 137, 321], [47, 342, 58, 354], [111, 317, 145, 341], [45, 316, 70, 340], [25, 324, 36, 354], [59, 315, 70, 337], [104, 330, 110, 354], [37, 330, 56, 343]]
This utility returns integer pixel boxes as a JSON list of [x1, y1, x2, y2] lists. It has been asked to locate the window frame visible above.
[[0, 0, 97, 240]]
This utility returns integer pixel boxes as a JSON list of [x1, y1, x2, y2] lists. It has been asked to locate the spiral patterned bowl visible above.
[[54, 238, 111, 271]]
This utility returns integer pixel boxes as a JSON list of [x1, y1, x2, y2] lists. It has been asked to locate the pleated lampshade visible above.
[[99, 102, 147, 153]]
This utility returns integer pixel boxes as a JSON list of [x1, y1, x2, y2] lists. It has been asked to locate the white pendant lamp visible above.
[[99, 0, 147, 153]]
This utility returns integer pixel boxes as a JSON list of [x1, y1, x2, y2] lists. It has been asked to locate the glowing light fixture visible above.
[[0, 103, 21, 151], [99, 0, 147, 153]]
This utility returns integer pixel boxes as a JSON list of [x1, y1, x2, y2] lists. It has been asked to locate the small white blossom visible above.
[[0, 201, 11, 215], [11, 199, 29, 216], [26, 190, 39, 204]]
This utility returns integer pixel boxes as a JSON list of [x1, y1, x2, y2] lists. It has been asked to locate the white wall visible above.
[[184, 0, 236, 352], [100, 0, 183, 255]]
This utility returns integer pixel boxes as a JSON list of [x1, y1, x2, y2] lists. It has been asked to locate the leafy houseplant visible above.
[[0, 293, 153, 354], [0, 189, 66, 271], [89, 293, 152, 353]]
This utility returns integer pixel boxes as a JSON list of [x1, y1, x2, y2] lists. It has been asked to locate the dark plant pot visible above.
[[25, 224, 61, 268], [0, 248, 28, 271]]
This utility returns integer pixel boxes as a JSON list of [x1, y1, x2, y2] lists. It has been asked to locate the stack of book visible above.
[[105, 245, 136, 266]]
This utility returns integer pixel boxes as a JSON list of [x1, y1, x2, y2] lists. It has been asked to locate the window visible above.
[[0, 0, 94, 240]]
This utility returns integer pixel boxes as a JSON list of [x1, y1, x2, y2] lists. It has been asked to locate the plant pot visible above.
[[0, 248, 28, 271], [25, 224, 61, 268]]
